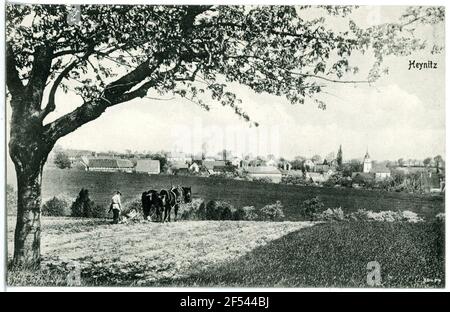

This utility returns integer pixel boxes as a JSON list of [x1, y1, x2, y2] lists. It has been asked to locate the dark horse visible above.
[[159, 186, 192, 222], [141, 190, 163, 221]]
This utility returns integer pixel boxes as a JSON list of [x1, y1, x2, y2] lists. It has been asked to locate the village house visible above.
[[278, 160, 292, 171], [168, 161, 189, 174], [306, 172, 331, 184], [135, 159, 160, 174], [265, 158, 278, 167], [192, 154, 204, 165], [246, 166, 283, 183], [189, 162, 200, 173], [351, 172, 375, 187], [303, 159, 315, 171], [87, 158, 134, 173], [240, 159, 250, 168], [314, 164, 334, 175], [230, 156, 242, 168], [203, 160, 228, 175], [281, 169, 303, 177], [370, 164, 391, 180]]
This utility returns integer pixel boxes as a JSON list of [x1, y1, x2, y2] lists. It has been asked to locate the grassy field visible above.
[[7, 168, 444, 287], [7, 217, 444, 288], [32, 168, 445, 220], [7, 216, 315, 286], [163, 221, 445, 288]]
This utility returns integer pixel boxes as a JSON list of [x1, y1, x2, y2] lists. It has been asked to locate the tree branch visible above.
[[42, 55, 164, 142], [6, 43, 25, 99], [26, 45, 54, 106], [42, 48, 95, 119], [42, 6, 215, 143]]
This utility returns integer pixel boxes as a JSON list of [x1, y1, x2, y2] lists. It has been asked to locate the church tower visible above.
[[363, 149, 372, 173]]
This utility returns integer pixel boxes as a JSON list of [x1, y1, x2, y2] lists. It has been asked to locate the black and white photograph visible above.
[[1, 1, 447, 291]]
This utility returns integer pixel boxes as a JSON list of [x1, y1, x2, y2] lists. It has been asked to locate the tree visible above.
[[434, 155, 444, 173], [398, 158, 405, 167], [325, 152, 336, 164], [291, 156, 305, 170], [342, 159, 362, 177], [71, 188, 101, 218], [6, 4, 443, 266], [336, 145, 343, 169], [423, 157, 432, 167], [149, 152, 168, 172], [53, 151, 71, 169], [311, 155, 322, 164]]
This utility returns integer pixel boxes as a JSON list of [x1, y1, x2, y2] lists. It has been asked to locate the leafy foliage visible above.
[[299, 196, 324, 221], [71, 188, 105, 218], [281, 174, 309, 186], [314, 207, 345, 221], [6, 5, 444, 132], [259, 201, 285, 221], [233, 206, 259, 221], [179, 198, 206, 220], [42, 196, 70, 216], [54, 151, 71, 169], [205, 200, 235, 220], [252, 177, 273, 184]]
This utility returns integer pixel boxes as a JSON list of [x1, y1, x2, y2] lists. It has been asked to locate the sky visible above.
[[6, 6, 446, 165]]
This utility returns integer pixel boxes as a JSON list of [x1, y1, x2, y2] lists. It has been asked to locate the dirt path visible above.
[[8, 217, 315, 285]]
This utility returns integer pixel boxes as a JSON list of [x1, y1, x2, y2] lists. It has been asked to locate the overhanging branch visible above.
[[42, 47, 95, 119]]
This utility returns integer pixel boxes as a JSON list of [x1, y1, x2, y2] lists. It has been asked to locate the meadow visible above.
[[7, 168, 445, 288], [37, 168, 444, 220], [7, 217, 316, 286], [7, 217, 444, 288], [161, 221, 445, 288]]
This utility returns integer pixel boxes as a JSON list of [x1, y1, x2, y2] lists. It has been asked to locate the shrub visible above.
[[259, 201, 285, 221], [314, 207, 345, 221], [235, 170, 252, 181], [374, 178, 394, 191], [91, 204, 107, 218], [348, 209, 424, 223], [122, 198, 143, 217], [348, 209, 370, 221], [322, 175, 340, 188], [71, 188, 105, 218], [42, 196, 70, 216], [299, 196, 324, 221], [253, 177, 273, 184], [233, 206, 259, 221], [179, 199, 206, 220], [352, 174, 376, 188], [281, 175, 307, 186], [205, 200, 235, 220]]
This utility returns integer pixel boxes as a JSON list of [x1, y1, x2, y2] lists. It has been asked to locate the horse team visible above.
[[141, 186, 192, 222]]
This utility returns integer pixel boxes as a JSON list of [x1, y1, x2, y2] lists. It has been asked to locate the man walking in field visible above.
[[109, 191, 122, 224]]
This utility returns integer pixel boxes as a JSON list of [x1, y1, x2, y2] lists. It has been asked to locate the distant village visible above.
[[48, 145, 445, 194]]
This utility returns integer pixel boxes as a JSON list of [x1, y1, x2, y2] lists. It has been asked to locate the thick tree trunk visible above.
[[13, 167, 43, 267], [9, 96, 53, 268]]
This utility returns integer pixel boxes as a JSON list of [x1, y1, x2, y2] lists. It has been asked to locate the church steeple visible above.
[[363, 148, 372, 173], [364, 149, 370, 160]]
